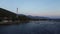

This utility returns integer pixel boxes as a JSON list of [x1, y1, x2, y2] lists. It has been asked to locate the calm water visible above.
[[0, 21, 60, 34]]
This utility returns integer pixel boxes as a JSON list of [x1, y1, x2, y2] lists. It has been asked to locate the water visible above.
[[0, 21, 60, 34]]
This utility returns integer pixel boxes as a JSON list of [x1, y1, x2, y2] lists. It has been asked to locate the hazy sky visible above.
[[0, 0, 60, 16]]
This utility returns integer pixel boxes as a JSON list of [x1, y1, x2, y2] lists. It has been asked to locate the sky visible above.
[[0, 0, 60, 17]]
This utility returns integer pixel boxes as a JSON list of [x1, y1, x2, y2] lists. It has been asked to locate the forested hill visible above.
[[0, 8, 16, 17], [0, 8, 30, 21]]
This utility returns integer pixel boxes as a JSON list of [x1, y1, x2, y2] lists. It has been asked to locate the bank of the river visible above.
[[0, 20, 30, 25], [0, 20, 60, 25]]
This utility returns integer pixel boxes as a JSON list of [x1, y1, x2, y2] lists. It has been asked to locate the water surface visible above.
[[0, 21, 60, 34]]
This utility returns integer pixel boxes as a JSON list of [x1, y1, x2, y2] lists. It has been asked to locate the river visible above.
[[0, 21, 60, 34]]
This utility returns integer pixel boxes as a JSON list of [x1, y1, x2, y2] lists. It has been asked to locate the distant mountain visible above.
[[49, 16, 60, 19], [17, 14, 26, 16], [27, 15, 50, 19]]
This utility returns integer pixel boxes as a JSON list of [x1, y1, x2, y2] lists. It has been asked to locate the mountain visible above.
[[0, 8, 16, 17], [27, 15, 49, 19]]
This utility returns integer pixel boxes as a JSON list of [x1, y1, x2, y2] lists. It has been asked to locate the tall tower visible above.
[[17, 8, 18, 14], [16, 8, 18, 18]]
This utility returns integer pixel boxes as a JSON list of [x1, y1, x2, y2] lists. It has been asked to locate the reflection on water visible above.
[[0, 21, 60, 34]]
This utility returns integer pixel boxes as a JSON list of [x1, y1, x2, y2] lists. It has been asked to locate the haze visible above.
[[0, 0, 60, 17]]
